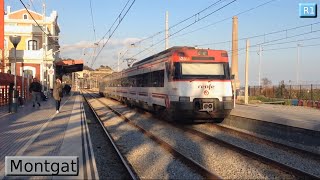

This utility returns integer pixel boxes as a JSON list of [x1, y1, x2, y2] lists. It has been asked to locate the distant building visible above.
[[3, 6, 60, 89], [76, 66, 113, 88]]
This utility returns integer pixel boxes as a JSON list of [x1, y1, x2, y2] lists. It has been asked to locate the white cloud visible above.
[[60, 37, 141, 53], [59, 37, 142, 69]]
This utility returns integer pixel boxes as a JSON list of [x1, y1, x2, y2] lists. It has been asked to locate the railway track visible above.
[[208, 122, 320, 161], [176, 125, 320, 179], [82, 90, 138, 180], [82, 90, 220, 179], [84, 90, 320, 179], [225, 114, 320, 154]]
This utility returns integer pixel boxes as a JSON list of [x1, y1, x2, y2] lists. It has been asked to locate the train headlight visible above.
[[223, 96, 232, 101], [179, 96, 190, 102]]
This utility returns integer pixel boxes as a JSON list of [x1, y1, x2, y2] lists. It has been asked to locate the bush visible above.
[[249, 95, 270, 102]]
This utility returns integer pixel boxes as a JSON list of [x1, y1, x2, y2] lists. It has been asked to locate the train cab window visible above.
[[181, 63, 224, 75], [172, 62, 230, 80]]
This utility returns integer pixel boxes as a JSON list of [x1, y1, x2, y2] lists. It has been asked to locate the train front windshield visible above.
[[173, 62, 231, 80]]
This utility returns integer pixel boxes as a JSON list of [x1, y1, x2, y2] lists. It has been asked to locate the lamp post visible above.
[[9, 35, 21, 112], [9, 36, 21, 88]]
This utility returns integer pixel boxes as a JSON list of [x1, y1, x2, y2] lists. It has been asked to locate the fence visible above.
[[246, 84, 320, 101], [0, 72, 32, 106]]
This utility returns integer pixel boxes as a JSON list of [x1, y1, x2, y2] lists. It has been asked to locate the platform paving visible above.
[[231, 103, 320, 131], [0, 92, 98, 179]]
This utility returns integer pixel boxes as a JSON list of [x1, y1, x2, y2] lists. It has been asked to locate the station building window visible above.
[[28, 40, 38, 50], [24, 70, 33, 77]]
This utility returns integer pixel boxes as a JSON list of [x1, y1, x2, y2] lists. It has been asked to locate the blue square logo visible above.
[[299, 3, 317, 18]]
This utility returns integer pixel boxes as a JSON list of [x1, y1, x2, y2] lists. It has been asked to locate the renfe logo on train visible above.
[[198, 84, 215, 90], [203, 90, 209, 96]]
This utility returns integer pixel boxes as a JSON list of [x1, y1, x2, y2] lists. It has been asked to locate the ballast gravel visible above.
[[92, 98, 204, 179], [99, 97, 297, 179]]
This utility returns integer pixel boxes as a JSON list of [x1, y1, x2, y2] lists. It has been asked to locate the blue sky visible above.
[[5, 0, 320, 85]]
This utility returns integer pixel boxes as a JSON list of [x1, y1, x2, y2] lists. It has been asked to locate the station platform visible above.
[[0, 92, 98, 179], [231, 103, 320, 131]]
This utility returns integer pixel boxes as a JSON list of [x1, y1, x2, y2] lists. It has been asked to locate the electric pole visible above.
[[165, 11, 169, 50], [258, 45, 262, 87], [245, 40, 249, 105], [296, 43, 301, 85], [231, 16, 239, 90]]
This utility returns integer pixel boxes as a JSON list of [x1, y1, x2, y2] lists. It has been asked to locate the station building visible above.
[[1, 6, 60, 89]]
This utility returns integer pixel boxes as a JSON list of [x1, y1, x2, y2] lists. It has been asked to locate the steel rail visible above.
[[211, 123, 320, 161], [176, 125, 320, 179], [81, 90, 138, 180], [85, 91, 221, 180], [87, 90, 319, 179]]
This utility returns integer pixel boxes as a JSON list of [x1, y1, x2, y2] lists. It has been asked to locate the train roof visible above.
[[132, 46, 195, 67]]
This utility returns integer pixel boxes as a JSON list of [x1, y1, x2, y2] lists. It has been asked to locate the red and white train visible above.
[[99, 46, 234, 122]]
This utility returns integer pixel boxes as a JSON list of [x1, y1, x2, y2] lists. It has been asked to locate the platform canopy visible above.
[[55, 59, 83, 75]]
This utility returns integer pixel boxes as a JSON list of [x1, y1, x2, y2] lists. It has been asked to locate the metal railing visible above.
[[0, 72, 32, 106], [245, 84, 320, 101]]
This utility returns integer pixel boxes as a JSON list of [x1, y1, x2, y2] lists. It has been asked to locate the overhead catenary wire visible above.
[[87, 0, 98, 65], [89, 0, 133, 67], [234, 43, 320, 55], [124, 0, 239, 66], [170, 0, 238, 38], [134, 0, 229, 45], [119, 0, 277, 68], [94, 0, 132, 46], [227, 28, 320, 54], [253, 35, 320, 47], [172, 0, 278, 41], [89, 0, 97, 41], [261, 43, 320, 52], [28, 0, 38, 13], [110, 0, 275, 70], [19, 0, 48, 36], [19, 0, 58, 44], [231, 41, 320, 56], [119, 24, 320, 71], [90, 0, 136, 68], [197, 21, 320, 47]]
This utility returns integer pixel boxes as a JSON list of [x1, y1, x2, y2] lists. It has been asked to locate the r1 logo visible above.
[[299, 3, 317, 18]]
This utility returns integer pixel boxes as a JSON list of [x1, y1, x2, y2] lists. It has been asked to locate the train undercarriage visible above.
[[102, 92, 232, 123]]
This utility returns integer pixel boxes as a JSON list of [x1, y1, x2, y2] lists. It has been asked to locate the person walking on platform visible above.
[[53, 77, 63, 113], [29, 78, 42, 107]]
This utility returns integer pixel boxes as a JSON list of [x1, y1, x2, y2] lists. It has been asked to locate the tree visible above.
[[96, 65, 112, 71], [261, 77, 272, 87], [275, 80, 288, 98], [83, 65, 94, 71]]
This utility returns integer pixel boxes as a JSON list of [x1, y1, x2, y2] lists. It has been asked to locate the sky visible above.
[[4, 0, 320, 86]]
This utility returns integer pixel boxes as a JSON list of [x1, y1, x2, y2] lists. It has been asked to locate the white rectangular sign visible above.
[[5, 156, 79, 176]]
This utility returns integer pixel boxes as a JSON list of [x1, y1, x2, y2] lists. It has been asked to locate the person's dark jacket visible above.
[[29, 82, 42, 92], [63, 84, 71, 94]]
